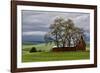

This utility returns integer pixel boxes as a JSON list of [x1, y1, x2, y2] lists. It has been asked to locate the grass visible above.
[[22, 51, 90, 62], [22, 43, 90, 62]]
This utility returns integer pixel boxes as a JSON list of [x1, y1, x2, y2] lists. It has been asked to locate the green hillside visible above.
[[22, 43, 90, 62]]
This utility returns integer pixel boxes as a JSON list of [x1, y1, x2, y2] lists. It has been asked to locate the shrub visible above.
[[29, 47, 37, 53], [38, 50, 42, 52]]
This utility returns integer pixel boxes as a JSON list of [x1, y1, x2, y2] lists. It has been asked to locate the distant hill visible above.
[[22, 41, 45, 45], [22, 33, 90, 44]]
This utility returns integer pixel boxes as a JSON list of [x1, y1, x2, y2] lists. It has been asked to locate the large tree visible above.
[[44, 17, 84, 48]]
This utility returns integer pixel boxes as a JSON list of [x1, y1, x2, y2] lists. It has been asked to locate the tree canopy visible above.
[[44, 17, 85, 48]]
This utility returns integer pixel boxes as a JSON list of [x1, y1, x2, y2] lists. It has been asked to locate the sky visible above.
[[22, 10, 90, 42]]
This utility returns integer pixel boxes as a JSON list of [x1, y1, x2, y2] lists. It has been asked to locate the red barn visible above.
[[52, 36, 86, 52]]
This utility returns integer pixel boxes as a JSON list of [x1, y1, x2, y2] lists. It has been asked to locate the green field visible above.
[[22, 43, 90, 62]]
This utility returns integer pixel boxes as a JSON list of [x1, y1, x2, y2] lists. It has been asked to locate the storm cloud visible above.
[[22, 10, 90, 42]]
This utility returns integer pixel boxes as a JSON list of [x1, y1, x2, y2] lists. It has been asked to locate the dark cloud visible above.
[[22, 10, 90, 42]]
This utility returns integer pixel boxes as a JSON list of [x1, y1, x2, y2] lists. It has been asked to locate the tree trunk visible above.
[[62, 41, 65, 47], [55, 33, 59, 48], [67, 39, 71, 47]]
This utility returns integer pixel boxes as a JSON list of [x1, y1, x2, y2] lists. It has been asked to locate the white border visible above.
[[17, 5, 94, 68]]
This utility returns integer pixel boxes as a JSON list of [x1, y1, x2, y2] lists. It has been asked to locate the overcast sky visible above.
[[22, 10, 90, 42]]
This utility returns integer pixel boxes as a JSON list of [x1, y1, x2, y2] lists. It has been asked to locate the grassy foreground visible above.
[[22, 43, 90, 62]]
